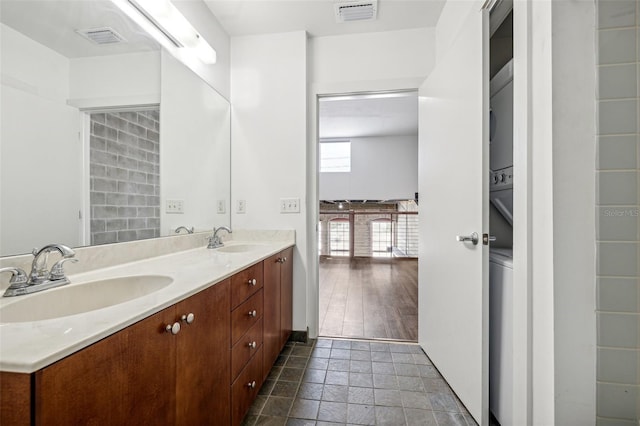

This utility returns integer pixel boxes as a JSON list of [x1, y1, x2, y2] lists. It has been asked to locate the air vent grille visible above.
[[76, 27, 126, 45], [334, 1, 378, 22]]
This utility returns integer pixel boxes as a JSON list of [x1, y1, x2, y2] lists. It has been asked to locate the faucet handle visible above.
[[0, 267, 28, 285], [49, 258, 78, 281]]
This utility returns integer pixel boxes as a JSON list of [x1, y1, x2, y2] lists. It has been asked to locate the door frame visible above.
[[307, 82, 423, 341]]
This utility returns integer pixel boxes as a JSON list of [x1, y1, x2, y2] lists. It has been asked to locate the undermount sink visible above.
[[0, 275, 173, 323], [215, 244, 265, 253]]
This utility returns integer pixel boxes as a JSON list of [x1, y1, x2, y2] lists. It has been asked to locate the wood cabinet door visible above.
[[1, 372, 31, 426], [34, 308, 177, 425], [175, 280, 230, 426], [262, 253, 281, 379], [280, 247, 293, 348], [231, 317, 263, 381], [230, 262, 264, 309], [231, 289, 263, 346], [231, 346, 263, 426]]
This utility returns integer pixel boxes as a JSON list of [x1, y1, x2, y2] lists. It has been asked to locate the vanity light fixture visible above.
[[111, 0, 217, 64]]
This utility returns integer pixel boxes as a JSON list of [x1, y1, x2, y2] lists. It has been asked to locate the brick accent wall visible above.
[[90, 110, 160, 245]]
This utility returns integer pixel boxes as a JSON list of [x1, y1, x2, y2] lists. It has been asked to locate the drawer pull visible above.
[[181, 313, 195, 324], [165, 322, 181, 335], [248, 278, 257, 286], [247, 381, 256, 389], [248, 310, 257, 318], [248, 341, 257, 349]]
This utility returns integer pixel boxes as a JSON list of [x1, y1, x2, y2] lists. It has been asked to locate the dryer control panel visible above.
[[490, 166, 513, 191]]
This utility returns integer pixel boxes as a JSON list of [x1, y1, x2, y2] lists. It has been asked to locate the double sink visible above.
[[0, 243, 265, 324]]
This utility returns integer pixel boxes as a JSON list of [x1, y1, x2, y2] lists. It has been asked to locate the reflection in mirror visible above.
[[0, 0, 231, 256]]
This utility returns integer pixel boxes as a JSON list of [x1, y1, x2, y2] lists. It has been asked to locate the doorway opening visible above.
[[316, 90, 419, 342]]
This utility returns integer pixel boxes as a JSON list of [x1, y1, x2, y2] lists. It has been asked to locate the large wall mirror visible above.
[[0, 0, 231, 256]]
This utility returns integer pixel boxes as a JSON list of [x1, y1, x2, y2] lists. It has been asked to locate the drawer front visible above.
[[231, 346, 263, 426], [231, 317, 263, 381], [231, 289, 263, 346], [231, 262, 264, 309]]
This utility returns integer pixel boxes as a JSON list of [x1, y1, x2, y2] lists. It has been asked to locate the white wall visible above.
[[311, 28, 436, 94], [160, 51, 231, 234], [231, 31, 308, 331], [69, 51, 160, 107], [551, 2, 597, 424], [0, 23, 82, 256], [319, 135, 418, 201], [307, 28, 436, 337], [511, 0, 597, 424]]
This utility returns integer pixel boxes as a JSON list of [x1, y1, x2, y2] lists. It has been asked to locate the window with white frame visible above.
[[320, 141, 351, 173], [329, 219, 350, 256], [371, 219, 393, 257]]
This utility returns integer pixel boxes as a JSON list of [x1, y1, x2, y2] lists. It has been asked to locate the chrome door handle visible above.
[[456, 232, 479, 245]]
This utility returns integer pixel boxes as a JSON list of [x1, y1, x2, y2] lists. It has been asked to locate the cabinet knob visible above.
[[283, 257, 287, 263], [248, 310, 257, 318], [181, 313, 195, 324], [276, 258, 283, 264], [248, 278, 257, 286], [248, 341, 257, 349], [247, 381, 256, 389], [165, 322, 181, 335]]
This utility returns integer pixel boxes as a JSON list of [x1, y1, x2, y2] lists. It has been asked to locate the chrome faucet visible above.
[[207, 226, 232, 249], [0, 243, 78, 297], [175, 226, 194, 234]]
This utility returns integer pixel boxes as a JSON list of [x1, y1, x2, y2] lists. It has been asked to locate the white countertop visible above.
[[0, 237, 294, 373]]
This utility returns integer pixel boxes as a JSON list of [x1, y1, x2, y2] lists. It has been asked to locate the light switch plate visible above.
[[236, 199, 246, 214], [280, 198, 300, 213], [166, 199, 184, 214]]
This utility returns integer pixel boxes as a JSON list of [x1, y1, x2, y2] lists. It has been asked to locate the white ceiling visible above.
[[0, 1, 159, 58], [319, 91, 418, 139], [202, 0, 445, 37]]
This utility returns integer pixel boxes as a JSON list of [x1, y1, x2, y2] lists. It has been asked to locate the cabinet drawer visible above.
[[231, 346, 263, 426], [231, 317, 263, 381], [231, 262, 264, 309], [231, 289, 263, 346]]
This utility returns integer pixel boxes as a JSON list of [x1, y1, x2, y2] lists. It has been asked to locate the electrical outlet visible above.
[[217, 200, 226, 214], [280, 198, 300, 213], [236, 199, 246, 214], [166, 199, 184, 214]]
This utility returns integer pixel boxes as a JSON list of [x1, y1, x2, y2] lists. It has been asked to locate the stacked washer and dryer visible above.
[[489, 59, 514, 425]]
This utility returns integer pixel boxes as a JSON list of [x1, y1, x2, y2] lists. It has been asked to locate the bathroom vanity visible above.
[[0, 233, 294, 426]]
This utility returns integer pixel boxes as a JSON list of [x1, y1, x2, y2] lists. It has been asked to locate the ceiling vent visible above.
[[334, 1, 378, 23], [75, 27, 126, 45]]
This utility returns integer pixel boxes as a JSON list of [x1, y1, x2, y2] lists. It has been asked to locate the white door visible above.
[[418, 5, 489, 425]]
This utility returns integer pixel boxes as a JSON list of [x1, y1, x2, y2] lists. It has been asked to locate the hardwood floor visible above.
[[319, 257, 418, 342]]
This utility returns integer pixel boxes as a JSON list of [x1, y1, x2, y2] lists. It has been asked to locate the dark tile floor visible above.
[[242, 338, 477, 426]]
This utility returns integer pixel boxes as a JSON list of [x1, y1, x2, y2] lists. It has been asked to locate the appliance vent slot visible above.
[[76, 27, 126, 45], [334, 1, 378, 22]]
